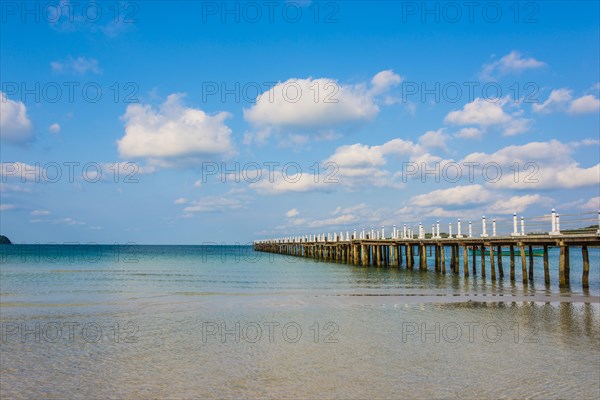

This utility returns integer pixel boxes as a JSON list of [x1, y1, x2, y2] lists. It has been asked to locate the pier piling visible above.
[[254, 213, 599, 290]]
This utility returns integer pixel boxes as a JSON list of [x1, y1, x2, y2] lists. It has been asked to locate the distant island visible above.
[[0, 235, 12, 244]]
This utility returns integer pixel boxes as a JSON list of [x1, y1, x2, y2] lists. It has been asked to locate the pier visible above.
[[254, 210, 600, 289]]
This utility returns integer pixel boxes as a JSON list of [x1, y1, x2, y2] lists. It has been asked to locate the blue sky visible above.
[[1, 0, 599, 244]]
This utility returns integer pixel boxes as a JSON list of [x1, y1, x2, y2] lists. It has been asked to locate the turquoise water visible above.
[[1, 245, 599, 399]]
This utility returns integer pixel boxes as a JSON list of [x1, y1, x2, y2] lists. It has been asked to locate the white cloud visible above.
[[323, 137, 443, 189], [480, 51, 545, 80], [370, 70, 403, 95], [30, 210, 50, 216], [250, 171, 334, 195], [174, 198, 188, 205], [579, 196, 600, 211], [0, 204, 17, 211], [326, 143, 387, 168], [401, 190, 547, 221], [243, 71, 401, 142], [487, 194, 544, 214], [0, 92, 34, 144], [461, 140, 600, 189], [574, 138, 600, 147], [410, 185, 493, 207], [50, 56, 102, 75], [445, 97, 511, 125], [532, 88, 573, 113], [183, 197, 244, 213], [48, 123, 61, 133], [117, 94, 235, 165], [455, 127, 483, 139], [569, 95, 600, 114], [194, 180, 202, 188], [286, 208, 300, 218], [502, 118, 532, 136], [418, 129, 448, 151], [533, 89, 600, 115], [244, 78, 376, 127], [444, 97, 531, 136]]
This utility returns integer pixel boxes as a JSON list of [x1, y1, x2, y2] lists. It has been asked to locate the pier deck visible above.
[[254, 234, 599, 289]]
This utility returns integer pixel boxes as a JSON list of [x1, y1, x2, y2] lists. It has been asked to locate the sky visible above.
[[1, 0, 599, 244]]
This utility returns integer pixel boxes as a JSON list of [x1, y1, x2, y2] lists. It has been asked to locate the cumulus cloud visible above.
[[50, 56, 102, 75], [410, 185, 493, 207], [418, 129, 448, 151], [0, 92, 34, 144], [460, 140, 600, 189], [480, 51, 545, 80], [174, 198, 188, 205], [402, 189, 547, 223], [327, 143, 388, 168], [487, 194, 544, 214], [533, 89, 600, 115], [286, 208, 300, 218], [324, 138, 421, 189], [243, 70, 402, 143], [532, 88, 573, 114], [323, 133, 453, 189], [370, 70, 403, 95], [117, 94, 235, 166], [569, 95, 600, 114], [579, 196, 600, 211], [455, 127, 483, 139], [444, 97, 531, 136]]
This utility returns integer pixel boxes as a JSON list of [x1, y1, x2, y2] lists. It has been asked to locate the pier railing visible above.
[[254, 210, 600, 289]]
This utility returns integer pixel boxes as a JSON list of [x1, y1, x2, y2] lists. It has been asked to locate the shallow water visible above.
[[1, 245, 599, 399]]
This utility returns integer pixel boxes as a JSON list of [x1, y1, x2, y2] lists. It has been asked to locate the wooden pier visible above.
[[254, 211, 600, 289]]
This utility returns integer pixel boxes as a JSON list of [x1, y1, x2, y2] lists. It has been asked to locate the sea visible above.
[[1, 244, 599, 399]]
